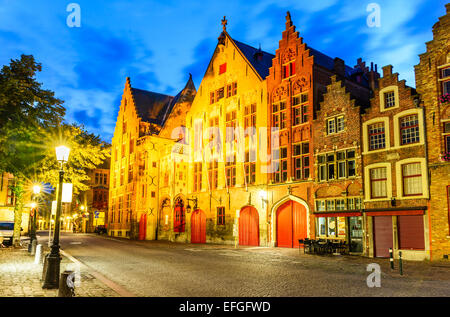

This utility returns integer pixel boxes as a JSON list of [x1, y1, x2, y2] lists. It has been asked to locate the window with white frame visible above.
[[400, 114, 420, 145], [326, 116, 344, 135], [444, 122, 450, 154], [384, 91, 396, 108], [370, 167, 387, 199], [368, 122, 386, 150], [402, 163, 423, 196]]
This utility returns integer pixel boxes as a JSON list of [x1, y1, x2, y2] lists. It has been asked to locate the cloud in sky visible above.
[[0, 0, 447, 142]]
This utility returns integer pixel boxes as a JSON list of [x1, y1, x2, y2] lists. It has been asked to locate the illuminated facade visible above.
[[108, 6, 450, 260]]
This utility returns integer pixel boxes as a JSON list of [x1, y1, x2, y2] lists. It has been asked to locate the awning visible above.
[[365, 210, 425, 216], [314, 212, 362, 218]]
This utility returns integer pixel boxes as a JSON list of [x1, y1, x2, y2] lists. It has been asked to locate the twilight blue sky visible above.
[[0, 0, 447, 142]]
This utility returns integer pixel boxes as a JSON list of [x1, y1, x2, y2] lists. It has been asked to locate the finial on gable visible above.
[[286, 11, 292, 28], [221, 16, 228, 32]]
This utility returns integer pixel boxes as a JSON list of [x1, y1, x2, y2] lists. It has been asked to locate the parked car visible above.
[[94, 225, 107, 235], [0, 222, 15, 246]]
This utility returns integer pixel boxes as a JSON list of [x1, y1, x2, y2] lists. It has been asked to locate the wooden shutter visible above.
[[373, 216, 393, 257], [398, 215, 425, 250]]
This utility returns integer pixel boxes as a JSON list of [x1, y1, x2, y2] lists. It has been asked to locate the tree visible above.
[[35, 123, 110, 195], [0, 55, 65, 245]]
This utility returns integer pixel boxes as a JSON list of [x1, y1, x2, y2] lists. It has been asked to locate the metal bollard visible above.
[[31, 240, 37, 256], [389, 248, 394, 269], [34, 244, 43, 264], [58, 271, 75, 297], [399, 251, 403, 276]]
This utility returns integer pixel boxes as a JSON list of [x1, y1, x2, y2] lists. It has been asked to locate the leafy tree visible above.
[[0, 55, 65, 245]]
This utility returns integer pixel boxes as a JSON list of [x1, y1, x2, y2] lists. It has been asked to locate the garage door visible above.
[[239, 206, 259, 246], [398, 215, 425, 250], [373, 216, 393, 258], [191, 209, 206, 244], [276, 201, 307, 248]]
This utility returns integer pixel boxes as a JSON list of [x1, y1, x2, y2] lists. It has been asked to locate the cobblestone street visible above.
[[0, 245, 118, 297]]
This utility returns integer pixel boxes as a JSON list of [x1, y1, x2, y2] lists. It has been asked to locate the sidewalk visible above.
[[0, 245, 119, 297]]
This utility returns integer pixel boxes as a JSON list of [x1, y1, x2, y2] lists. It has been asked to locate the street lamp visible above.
[[186, 197, 198, 213], [28, 184, 41, 253], [43, 145, 70, 289]]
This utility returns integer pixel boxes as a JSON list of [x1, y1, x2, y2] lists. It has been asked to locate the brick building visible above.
[[361, 65, 429, 260], [266, 13, 370, 248], [415, 4, 450, 260], [312, 70, 372, 255], [107, 5, 450, 260]]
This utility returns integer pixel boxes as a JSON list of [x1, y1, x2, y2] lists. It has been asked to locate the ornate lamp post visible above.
[[43, 145, 70, 289], [28, 184, 41, 252]]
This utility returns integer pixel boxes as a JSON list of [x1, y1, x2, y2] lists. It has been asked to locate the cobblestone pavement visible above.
[[50, 232, 450, 297], [0, 245, 119, 297]]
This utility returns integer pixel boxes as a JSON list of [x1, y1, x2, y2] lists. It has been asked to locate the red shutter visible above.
[[219, 63, 227, 74], [373, 216, 393, 257], [291, 62, 296, 75], [398, 215, 425, 250]]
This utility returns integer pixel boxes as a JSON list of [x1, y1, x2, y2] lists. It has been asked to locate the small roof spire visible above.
[[221, 16, 228, 31], [286, 11, 292, 28]]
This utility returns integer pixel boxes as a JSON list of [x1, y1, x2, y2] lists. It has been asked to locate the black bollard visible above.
[[399, 251, 403, 276], [58, 271, 75, 297]]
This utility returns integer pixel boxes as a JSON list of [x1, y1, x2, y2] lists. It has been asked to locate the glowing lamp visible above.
[[55, 145, 70, 164]]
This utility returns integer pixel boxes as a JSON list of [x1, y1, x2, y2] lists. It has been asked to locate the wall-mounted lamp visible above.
[[391, 197, 396, 207], [161, 198, 171, 208], [186, 197, 198, 213]]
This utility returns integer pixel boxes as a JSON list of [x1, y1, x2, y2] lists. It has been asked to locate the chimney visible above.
[[333, 57, 346, 78], [446, 3, 450, 14], [382, 65, 393, 77]]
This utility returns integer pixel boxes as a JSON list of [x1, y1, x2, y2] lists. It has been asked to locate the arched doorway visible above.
[[239, 206, 259, 246], [191, 209, 206, 244], [174, 197, 186, 233], [276, 200, 307, 248]]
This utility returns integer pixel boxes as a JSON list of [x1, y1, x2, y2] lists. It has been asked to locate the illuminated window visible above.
[[400, 115, 420, 145], [193, 162, 202, 192], [217, 207, 225, 226], [327, 116, 344, 134], [219, 63, 227, 75], [292, 142, 309, 180], [370, 167, 387, 199], [368, 122, 386, 150], [282, 61, 296, 79], [402, 163, 422, 196], [443, 122, 450, 154], [292, 93, 308, 126], [273, 147, 288, 183], [272, 101, 287, 130]]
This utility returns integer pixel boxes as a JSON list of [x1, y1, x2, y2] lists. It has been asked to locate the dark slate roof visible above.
[[131, 88, 174, 125], [131, 74, 196, 127], [306, 45, 354, 77], [233, 39, 275, 79]]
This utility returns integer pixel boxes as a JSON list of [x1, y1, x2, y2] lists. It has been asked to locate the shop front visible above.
[[365, 207, 429, 260], [314, 211, 364, 254]]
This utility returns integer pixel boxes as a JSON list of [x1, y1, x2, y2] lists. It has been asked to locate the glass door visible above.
[[349, 216, 363, 253]]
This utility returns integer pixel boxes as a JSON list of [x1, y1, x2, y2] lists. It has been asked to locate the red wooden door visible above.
[[139, 213, 147, 240], [239, 206, 259, 246], [276, 201, 307, 248], [373, 216, 393, 258], [191, 209, 206, 244]]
